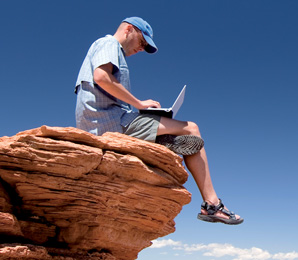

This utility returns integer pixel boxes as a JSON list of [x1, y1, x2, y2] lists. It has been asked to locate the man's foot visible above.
[[155, 135, 204, 155], [197, 199, 244, 225]]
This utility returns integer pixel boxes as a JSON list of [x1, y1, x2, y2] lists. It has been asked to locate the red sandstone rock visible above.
[[0, 126, 191, 260], [0, 244, 51, 259]]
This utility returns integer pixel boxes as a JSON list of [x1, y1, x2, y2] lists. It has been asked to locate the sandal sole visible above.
[[197, 213, 244, 225]]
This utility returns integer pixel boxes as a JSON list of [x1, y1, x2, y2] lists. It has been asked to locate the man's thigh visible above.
[[157, 117, 198, 136]]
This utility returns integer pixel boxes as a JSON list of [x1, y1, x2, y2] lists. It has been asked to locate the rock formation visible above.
[[0, 126, 191, 260]]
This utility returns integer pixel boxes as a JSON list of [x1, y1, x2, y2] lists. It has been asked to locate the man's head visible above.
[[114, 17, 157, 56], [122, 17, 157, 54]]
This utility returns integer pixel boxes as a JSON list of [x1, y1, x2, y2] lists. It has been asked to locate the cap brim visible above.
[[143, 34, 158, 54]]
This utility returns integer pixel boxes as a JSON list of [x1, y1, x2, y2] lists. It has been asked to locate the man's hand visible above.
[[136, 99, 161, 110]]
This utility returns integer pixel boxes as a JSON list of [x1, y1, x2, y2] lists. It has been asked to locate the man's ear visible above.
[[124, 24, 134, 36]]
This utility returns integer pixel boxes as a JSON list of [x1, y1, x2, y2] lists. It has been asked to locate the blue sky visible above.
[[1, 1, 298, 259]]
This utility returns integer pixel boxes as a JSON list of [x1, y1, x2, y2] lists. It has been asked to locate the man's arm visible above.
[[93, 63, 160, 110]]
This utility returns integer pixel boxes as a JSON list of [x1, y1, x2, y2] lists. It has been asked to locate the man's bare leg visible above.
[[157, 117, 241, 221], [183, 149, 218, 204], [157, 117, 218, 203]]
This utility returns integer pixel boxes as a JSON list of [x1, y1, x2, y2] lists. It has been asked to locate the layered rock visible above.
[[0, 126, 191, 260]]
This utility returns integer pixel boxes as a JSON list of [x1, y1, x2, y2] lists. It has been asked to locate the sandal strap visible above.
[[201, 199, 236, 220]]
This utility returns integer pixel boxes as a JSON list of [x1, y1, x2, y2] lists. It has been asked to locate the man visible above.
[[75, 17, 243, 225]]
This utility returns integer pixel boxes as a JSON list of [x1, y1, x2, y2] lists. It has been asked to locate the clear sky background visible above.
[[1, 1, 297, 259]]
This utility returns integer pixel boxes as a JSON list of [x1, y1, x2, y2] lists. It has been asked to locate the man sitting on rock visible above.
[[74, 17, 243, 225]]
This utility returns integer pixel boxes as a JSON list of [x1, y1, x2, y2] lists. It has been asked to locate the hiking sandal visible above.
[[197, 199, 244, 225], [155, 135, 204, 155]]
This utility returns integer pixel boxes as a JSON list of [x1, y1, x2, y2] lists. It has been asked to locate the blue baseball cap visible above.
[[122, 17, 158, 54]]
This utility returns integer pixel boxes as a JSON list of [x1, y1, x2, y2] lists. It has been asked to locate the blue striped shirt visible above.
[[75, 35, 139, 136]]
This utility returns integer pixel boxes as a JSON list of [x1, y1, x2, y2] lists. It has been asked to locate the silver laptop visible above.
[[139, 85, 186, 118]]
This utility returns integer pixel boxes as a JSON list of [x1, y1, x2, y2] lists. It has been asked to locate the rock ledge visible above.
[[0, 126, 191, 260]]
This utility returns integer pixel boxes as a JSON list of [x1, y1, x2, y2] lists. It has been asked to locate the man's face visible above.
[[122, 25, 147, 56]]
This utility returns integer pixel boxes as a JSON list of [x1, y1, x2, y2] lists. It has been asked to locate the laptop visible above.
[[139, 85, 186, 118]]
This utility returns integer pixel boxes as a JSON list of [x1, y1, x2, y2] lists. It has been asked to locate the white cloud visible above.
[[149, 239, 298, 260], [273, 252, 298, 260], [203, 244, 271, 260], [150, 239, 182, 248]]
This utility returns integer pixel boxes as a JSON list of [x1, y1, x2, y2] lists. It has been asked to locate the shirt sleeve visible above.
[[91, 38, 120, 74]]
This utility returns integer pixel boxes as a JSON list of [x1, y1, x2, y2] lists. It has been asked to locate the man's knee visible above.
[[186, 121, 201, 136]]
